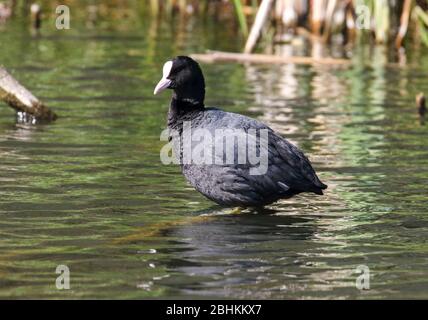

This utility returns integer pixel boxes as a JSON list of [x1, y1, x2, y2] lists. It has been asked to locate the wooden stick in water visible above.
[[0, 67, 57, 122]]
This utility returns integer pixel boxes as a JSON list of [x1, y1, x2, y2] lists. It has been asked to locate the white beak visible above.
[[154, 60, 173, 95], [153, 78, 172, 95]]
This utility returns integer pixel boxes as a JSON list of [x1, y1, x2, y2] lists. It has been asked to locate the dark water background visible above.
[[0, 9, 428, 299]]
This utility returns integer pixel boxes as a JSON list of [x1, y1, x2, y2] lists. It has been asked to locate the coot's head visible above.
[[154, 56, 205, 106]]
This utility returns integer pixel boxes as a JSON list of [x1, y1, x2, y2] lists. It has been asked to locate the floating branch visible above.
[[0, 67, 57, 122], [191, 50, 351, 66]]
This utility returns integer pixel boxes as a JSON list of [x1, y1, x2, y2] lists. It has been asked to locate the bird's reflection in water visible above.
[[157, 206, 318, 297]]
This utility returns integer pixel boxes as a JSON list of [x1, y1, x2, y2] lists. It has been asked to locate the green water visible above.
[[1, 11, 428, 299]]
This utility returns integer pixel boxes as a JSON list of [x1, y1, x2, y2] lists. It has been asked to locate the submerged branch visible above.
[[0, 67, 57, 122]]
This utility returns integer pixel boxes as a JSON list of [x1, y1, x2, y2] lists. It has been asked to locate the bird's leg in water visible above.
[[226, 207, 243, 215]]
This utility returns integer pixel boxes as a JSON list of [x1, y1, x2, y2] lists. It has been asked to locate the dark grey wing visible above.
[[267, 131, 327, 194], [210, 110, 327, 192], [210, 132, 327, 205], [181, 109, 327, 206]]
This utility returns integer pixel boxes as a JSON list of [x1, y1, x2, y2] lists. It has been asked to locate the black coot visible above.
[[154, 56, 327, 207]]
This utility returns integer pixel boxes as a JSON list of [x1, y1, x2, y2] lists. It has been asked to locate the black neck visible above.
[[172, 82, 205, 105], [168, 97, 205, 129]]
